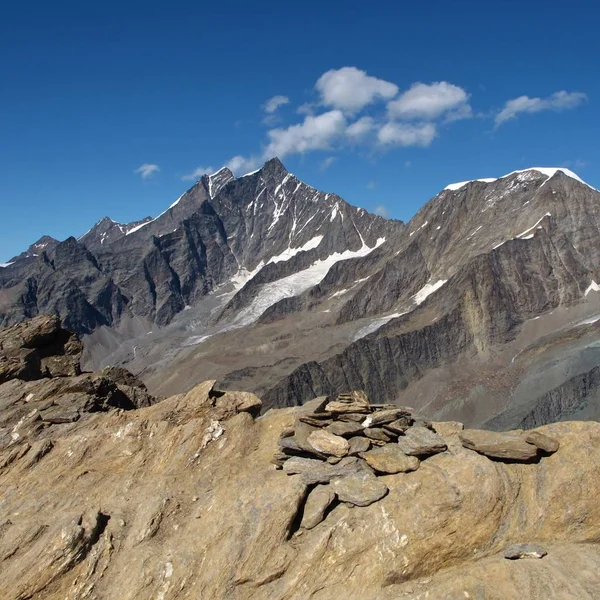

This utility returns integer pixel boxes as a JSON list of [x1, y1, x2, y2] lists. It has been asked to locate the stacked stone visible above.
[[273, 391, 450, 528]]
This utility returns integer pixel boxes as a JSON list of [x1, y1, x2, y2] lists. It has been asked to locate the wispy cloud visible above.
[[226, 155, 260, 174], [264, 95, 290, 114], [134, 163, 160, 179], [181, 166, 214, 181], [494, 91, 587, 127], [320, 156, 336, 171], [374, 205, 390, 218]]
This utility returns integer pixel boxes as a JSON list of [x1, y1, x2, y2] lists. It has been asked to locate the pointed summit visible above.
[[202, 167, 235, 198]]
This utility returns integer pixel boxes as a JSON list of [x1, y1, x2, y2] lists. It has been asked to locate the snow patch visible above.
[[352, 312, 407, 341], [444, 167, 596, 193], [412, 280, 447, 305], [585, 281, 600, 296], [267, 236, 324, 264], [409, 221, 428, 237], [168, 193, 185, 209], [0, 262, 14, 268], [516, 213, 551, 238], [228, 238, 386, 328]]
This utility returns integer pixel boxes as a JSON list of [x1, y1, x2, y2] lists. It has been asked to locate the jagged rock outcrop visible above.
[[0, 370, 599, 599]]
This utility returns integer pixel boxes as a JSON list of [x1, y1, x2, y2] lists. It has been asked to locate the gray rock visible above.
[[523, 431, 559, 453], [503, 543, 547, 559], [326, 421, 364, 437], [361, 445, 420, 474], [300, 485, 336, 529], [397, 427, 448, 456], [383, 418, 412, 435], [330, 472, 388, 507], [283, 456, 373, 485], [459, 429, 539, 461]]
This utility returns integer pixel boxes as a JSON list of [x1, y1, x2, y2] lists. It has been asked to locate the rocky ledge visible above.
[[0, 318, 598, 600]]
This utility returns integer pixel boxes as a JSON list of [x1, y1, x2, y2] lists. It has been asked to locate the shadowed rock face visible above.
[[0, 367, 599, 599]]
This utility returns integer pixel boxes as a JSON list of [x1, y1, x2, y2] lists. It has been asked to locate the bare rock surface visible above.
[[300, 485, 336, 529], [330, 472, 389, 507], [307, 429, 350, 457], [524, 430, 560, 453]]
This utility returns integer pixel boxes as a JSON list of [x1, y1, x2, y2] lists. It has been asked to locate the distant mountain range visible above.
[[2, 158, 600, 429]]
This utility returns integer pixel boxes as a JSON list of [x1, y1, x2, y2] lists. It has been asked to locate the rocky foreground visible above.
[[1, 318, 600, 599]]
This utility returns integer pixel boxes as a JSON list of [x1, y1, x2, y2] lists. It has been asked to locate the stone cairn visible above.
[[273, 391, 560, 531]]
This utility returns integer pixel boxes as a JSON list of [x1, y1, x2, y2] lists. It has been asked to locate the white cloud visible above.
[[226, 155, 261, 174], [181, 166, 214, 181], [377, 122, 437, 147], [264, 110, 347, 158], [320, 156, 336, 171], [264, 95, 290, 114], [374, 205, 390, 218], [316, 67, 398, 113], [366, 181, 376, 190], [134, 163, 160, 179], [495, 90, 587, 127], [388, 82, 471, 121], [346, 116, 376, 139]]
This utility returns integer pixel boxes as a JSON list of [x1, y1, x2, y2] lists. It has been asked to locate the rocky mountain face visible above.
[[1, 319, 599, 599], [2, 162, 600, 430]]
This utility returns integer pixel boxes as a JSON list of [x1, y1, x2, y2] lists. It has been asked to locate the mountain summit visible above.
[[1, 161, 600, 430]]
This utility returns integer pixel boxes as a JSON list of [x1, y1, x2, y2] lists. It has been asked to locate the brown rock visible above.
[[432, 421, 465, 437], [307, 430, 350, 457], [300, 485, 336, 529], [503, 543, 547, 559], [337, 413, 368, 423], [325, 390, 371, 415], [397, 426, 448, 456], [363, 408, 412, 427], [347, 436, 371, 456], [363, 427, 393, 442], [330, 472, 388, 507], [213, 390, 262, 417], [524, 431, 559, 453], [459, 429, 539, 461], [361, 445, 420, 474], [298, 415, 332, 428], [383, 417, 412, 435]]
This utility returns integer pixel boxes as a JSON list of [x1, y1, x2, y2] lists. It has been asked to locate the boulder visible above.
[[361, 445, 420, 474], [300, 485, 336, 529], [397, 426, 448, 456], [307, 430, 350, 457], [330, 472, 388, 507], [459, 429, 539, 461], [213, 390, 262, 418], [503, 543, 548, 559], [524, 431, 559, 453], [383, 418, 412, 435]]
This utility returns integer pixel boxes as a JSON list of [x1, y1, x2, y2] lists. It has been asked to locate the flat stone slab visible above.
[[361, 445, 420, 474], [397, 427, 448, 456], [283, 456, 373, 485], [459, 429, 539, 461], [347, 436, 371, 456], [503, 543, 547, 559], [330, 472, 388, 507], [363, 427, 393, 442], [362, 408, 412, 427], [300, 485, 336, 529], [308, 430, 350, 457], [523, 431, 559, 453], [325, 391, 371, 415], [326, 421, 364, 437], [432, 421, 464, 437]]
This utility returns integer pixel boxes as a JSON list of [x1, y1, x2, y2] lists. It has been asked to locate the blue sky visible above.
[[1, 0, 598, 261]]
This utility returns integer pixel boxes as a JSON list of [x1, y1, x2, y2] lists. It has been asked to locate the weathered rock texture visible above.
[[1, 364, 597, 599]]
